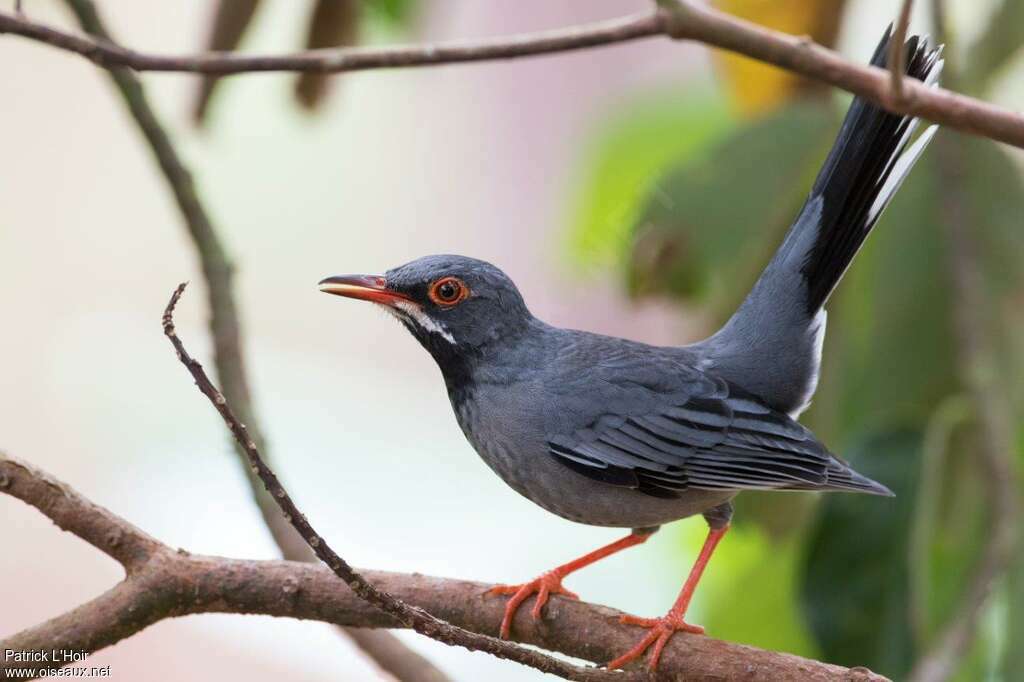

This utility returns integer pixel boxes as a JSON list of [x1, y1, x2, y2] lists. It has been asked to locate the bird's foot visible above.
[[606, 611, 705, 671], [487, 570, 580, 639]]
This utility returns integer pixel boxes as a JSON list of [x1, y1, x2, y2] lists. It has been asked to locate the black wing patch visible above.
[[546, 382, 870, 499]]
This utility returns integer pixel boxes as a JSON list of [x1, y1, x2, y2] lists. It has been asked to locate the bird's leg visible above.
[[607, 502, 733, 671], [488, 525, 658, 639]]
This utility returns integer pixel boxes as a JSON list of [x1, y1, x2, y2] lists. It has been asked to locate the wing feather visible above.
[[548, 379, 886, 498]]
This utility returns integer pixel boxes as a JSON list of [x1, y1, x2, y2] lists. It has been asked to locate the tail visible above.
[[799, 29, 944, 311], [698, 28, 943, 414]]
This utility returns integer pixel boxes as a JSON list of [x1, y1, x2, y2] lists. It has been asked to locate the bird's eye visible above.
[[429, 277, 468, 306]]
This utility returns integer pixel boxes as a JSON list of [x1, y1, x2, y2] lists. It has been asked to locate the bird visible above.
[[319, 28, 943, 672]]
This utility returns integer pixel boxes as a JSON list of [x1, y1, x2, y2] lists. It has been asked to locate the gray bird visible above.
[[320, 29, 942, 671]]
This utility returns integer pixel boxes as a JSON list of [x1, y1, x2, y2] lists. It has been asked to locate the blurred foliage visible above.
[[192, 0, 260, 123], [713, 0, 845, 116], [801, 429, 920, 676], [568, 1, 1024, 678], [692, 523, 817, 656], [627, 102, 835, 304], [566, 91, 734, 271], [193, 0, 419, 124]]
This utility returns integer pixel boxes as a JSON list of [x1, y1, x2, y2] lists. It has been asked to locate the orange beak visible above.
[[318, 275, 412, 306]]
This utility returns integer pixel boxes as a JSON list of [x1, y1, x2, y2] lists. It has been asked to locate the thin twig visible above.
[[889, 0, 914, 100], [2, 1, 1024, 147], [161, 284, 624, 681], [1, 7, 663, 73], [60, 2, 448, 679]]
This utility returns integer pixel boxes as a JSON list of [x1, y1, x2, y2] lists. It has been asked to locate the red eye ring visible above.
[[428, 276, 469, 306]]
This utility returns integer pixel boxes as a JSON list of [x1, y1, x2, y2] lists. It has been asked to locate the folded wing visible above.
[[548, 381, 891, 499]]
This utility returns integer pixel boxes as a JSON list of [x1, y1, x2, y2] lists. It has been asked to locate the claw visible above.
[[487, 570, 579, 638], [607, 612, 705, 671]]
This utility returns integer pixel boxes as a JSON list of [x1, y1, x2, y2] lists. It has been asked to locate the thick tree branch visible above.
[[58, 2, 448, 680], [0, 454, 161, 573], [3, 2, 1024, 147], [0, 452, 887, 681]]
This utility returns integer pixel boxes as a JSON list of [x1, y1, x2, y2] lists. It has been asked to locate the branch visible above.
[[59, 2, 448, 680], [3, 2, 1024, 148], [160, 283, 618, 681], [0, 7, 664, 73], [888, 0, 914, 100], [0, 452, 888, 681]]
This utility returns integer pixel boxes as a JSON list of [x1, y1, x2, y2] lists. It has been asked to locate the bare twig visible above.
[[2, 1, 1024, 147], [0, 7, 663, 73], [161, 283, 620, 681], [889, 0, 914, 100], [59, 2, 448, 680], [0, 451, 889, 681]]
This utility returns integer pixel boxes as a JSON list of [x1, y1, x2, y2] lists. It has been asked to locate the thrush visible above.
[[319, 28, 943, 671]]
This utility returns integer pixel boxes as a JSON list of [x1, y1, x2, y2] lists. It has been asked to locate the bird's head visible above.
[[319, 254, 533, 370]]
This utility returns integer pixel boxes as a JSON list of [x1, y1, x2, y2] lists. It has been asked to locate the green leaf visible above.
[[626, 101, 837, 304], [691, 524, 818, 656], [565, 89, 734, 270], [800, 428, 922, 677], [363, 0, 417, 27]]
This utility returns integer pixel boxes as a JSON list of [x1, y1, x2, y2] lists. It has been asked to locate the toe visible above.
[[606, 629, 659, 670], [530, 585, 550, 619], [619, 614, 659, 627]]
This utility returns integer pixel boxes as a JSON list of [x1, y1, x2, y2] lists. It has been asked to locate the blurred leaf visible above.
[[713, 0, 845, 116], [800, 428, 921, 677], [959, 139, 1024, 298], [295, 0, 361, 110], [566, 90, 734, 270], [628, 101, 836, 305], [818, 133, 1024, 437], [1008, 540, 1024, 676], [963, 0, 1024, 92], [921, 430, 991, 644], [693, 525, 818, 656], [949, 589, 1011, 682], [193, 0, 261, 125], [732, 489, 818, 540], [364, 0, 417, 28]]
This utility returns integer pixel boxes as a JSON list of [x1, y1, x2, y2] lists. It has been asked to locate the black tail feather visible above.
[[801, 29, 943, 313]]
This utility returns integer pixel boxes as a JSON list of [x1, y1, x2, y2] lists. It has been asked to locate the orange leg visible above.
[[488, 528, 656, 639], [607, 524, 729, 671]]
